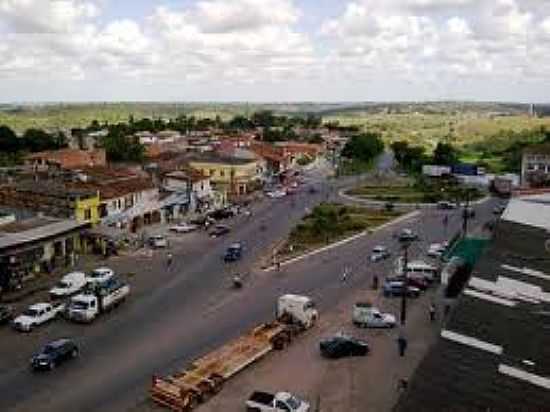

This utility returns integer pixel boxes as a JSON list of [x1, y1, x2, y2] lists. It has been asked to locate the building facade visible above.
[[521, 144, 550, 187]]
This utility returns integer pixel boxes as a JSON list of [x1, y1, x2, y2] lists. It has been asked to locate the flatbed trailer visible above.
[[150, 321, 301, 411]]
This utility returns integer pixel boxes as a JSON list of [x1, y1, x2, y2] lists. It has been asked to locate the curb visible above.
[[262, 210, 420, 272], [339, 190, 492, 208]]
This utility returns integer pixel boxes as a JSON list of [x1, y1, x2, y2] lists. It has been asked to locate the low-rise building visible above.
[[521, 143, 550, 187], [249, 141, 292, 176], [25, 148, 106, 170], [188, 153, 262, 198], [0, 216, 90, 295], [0, 181, 101, 224], [395, 194, 550, 411]]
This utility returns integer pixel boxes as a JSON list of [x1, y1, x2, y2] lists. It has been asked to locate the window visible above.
[[220, 170, 225, 177], [84, 209, 92, 220], [209, 169, 215, 176], [275, 401, 290, 411]]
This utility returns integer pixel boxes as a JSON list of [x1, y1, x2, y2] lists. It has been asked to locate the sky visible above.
[[1, 0, 550, 103]]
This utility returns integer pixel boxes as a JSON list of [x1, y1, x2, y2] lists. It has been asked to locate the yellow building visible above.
[[75, 192, 101, 225], [189, 154, 262, 197]]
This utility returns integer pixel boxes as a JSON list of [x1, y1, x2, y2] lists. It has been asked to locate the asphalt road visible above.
[[0, 160, 499, 412]]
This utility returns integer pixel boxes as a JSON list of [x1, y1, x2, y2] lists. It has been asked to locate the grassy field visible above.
[[277, 203, 402, 260], [324, 112, 550, 149], [347, 179, 484, 204]]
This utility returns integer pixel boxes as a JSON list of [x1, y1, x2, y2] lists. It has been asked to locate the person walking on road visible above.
[[397, 334, 408, 357], [167, 252, 173, 268], [429, 303, 436, 322], [341, 266, 351, 282]]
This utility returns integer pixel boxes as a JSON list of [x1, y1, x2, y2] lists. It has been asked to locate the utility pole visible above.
[[461, 188, 473, 237], [400, 241, 410, 325]]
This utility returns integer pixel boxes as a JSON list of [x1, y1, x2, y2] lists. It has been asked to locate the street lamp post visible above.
[[400, 240, 411, 325]]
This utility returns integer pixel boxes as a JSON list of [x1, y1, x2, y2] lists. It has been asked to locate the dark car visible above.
[[398, 229, 418, 242], [0, 305, 14, 325], [386, 276, 428, 291], [208, 208, 235, 220], [30, 339, 79, 371], [383, 280, 421, 298], [437, 201, 456, 210], [210, 225, 231, 238], [320, 335, 370, 359], [224, 243, 243, 262], [463, 207, 476, 218]]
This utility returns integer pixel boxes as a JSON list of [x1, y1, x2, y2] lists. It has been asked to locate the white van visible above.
[[49, 272, 87, 299], [277, 294, 318, 329], [396, 258, 438, 282]]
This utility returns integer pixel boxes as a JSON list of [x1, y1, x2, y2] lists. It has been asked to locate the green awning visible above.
[[444, 238, 490, 266]]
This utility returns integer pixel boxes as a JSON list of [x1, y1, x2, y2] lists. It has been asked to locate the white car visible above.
[[86, 267, 114, 285], [370, 245, 390, 262], [12, 303, 65, 332], [49, 272, 87, 299], [427, 243, 446, 258], [266, 189, 286, 199], [169, 223, 198, 234], [149, 235, 169, 248], [352, 302, 396, 328]]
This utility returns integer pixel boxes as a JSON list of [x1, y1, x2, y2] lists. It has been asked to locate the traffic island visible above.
[[265, 203, 404, 267]]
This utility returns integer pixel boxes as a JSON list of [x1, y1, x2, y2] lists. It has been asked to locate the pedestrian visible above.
[[429, 303, 436, 322], [341, 266, 350, 282], [397, 334, 408, 357], [444, 303, 451, 317], [167, 252, 173, 268], [276, 261, 281, 272], [372, 274, 379, 290]]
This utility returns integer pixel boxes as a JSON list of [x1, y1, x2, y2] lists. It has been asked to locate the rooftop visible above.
[[523, 143, 550, 155], [395, 211, 550, 411], [0, 217, 89, 251], [187, 152, 257, 166], [501, 194, 550, 231]]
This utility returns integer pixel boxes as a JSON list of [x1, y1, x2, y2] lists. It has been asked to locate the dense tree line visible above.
[[0, 125, 68, 166]]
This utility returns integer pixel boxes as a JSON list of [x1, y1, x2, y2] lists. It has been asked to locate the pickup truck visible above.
[[66, 277, 130, 323], [12, 302, 65, 332], [246, 391, 310, 412]]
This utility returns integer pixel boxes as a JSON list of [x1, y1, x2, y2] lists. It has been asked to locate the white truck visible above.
[[246, 391, 310, 412], [352, 302, 396, 328], [49, 271, 87, 300], [12, 302, 65, 332], [66, 277, 130, 323], [276, 294, 318, 329]]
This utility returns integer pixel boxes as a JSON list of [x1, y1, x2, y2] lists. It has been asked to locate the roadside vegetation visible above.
[[277, 203, 401, 260], [338, 132, 384, 176]]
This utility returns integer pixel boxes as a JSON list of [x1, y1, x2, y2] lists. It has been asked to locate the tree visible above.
[[22, 129, 57, 152], [307, 133, 324, 144], [341, 132, 384, 163], [252, 111, 275, 128], [0, 125, 20, 152], [101, 124, 145, 162], [433, 142, 458, 165]]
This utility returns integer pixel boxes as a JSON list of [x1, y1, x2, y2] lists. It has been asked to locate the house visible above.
[[0, 216, 90, 296], [0, 181, 101, 224], [249, 141, 292, 176], [521, 143, 550, 187], [188, 153, 261, 198], [162, 169, 219, 218], [67, 168, 160, 232], [395, 194, 550, 411], [25, 148, 106, 170], [274, 141, 324, 161]]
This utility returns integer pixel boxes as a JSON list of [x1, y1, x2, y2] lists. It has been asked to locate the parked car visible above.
[[319, 334, 370, 359], [208, 208, 235, 220], [12, 302, 65, 332], [169, 223, 198, 233], [398, 229, 418, 242], [30, 339, 79, 371], [245, 391, 310, 412], [427, 243, 446, 258], [49, 271, 87, 300], [437, 201, 456, 210], [0, 305, 14, 325], [352, 302, 396, 328], [86, 267, 114, 285], [224, 242, 243, 262], [149, 235, 169, 248], [370, 245, 390, 262], [266, 190, 286, 199], [383, 280, 421, 298], [386, 276, 429, 291], [210, 225, 231, 238]]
